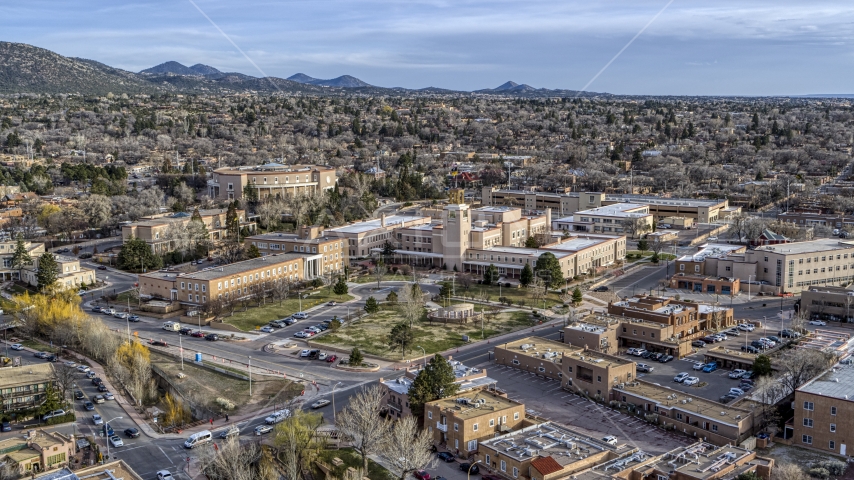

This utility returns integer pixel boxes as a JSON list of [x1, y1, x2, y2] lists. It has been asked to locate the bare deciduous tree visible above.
[[774, 463, 807, 480], [380, 416, 434, 480], [777, 348, 834, 395], [336, 385, 391, 473], [398, 282, 424, 328]]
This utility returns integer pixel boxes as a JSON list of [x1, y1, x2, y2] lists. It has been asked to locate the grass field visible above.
[[452, 283, 566, 309], [314, 307, 534, 359], [223, 291, 354, 331]]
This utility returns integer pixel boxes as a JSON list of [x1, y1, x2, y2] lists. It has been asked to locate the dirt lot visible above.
[[151, 352, 302, 416]]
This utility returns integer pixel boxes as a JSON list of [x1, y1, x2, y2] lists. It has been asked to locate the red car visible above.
[[326, 355, 338, 363], [191, 331, 205, 338], [303, 330, 316, 336], [414, 471, 430, 480]]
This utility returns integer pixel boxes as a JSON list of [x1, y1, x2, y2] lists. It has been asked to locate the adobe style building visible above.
[[494, 337, 636, 401], [424, 390, 528, 455], [0, 430, 74, 475], [121, 208, 254, 254], [138, 253, 304, 305], [552, 203, 654, 236], [245, 225, 347, 277], [0, 363, 55, 413], [0, 239, 43, 282], [208, 163, 337, 201], [482, 187, 740, 223], [799, 285, 854, 322], [614, 380, 754, 446], [21, 254, 96, 290], [378, 358, 496, 419], [476, 422, 635, 480]]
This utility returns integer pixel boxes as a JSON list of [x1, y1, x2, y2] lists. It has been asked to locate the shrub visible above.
[[816, 461, 846, 477], [809, 468, 829, 479], [215, 397, 235, 410], [44, 412, 76, 426]]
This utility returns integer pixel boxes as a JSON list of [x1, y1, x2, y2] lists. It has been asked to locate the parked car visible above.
[[674, 372, 690, 383], [179, 328, 193, 335], [318, 353, 328, 360], [626, 348, 640, 355], [437, 452, 455, 462], [683, 376, 700, 386], [693, 363, 706, 371], [729, 369, 747, 379], [310, 399, 331, 409], [94, 395, 105, 404], [294, 331, 308, 338], [741, 345, 760, 354], [460, 463, 480, 474], [649, 352, 663, 361], [205, 334, 219, 341], [86, 371, 96, 379], [91, 306, 103, 313], [74, 391, 85, 400], [810, 320, 827, 326], [156, 470, 174, 480], [219, 426, 239, 439], [640, 351, 653, 359], [293, 312, 308, 319], [97, 265, 107, 270], [104, 392, 114, 400], [414, 471, 431, 480], [77, 365, 90, 372], [602, 436, 618, 446], [738, 323, 755, 331], [150, 341, 168, 347], [300, 349, 310, 357], [593, 286, 609, 292], [84, 402, 95, 411], [264, 410, 290, 425], [128, 315, 140, 322], [659, 355, 674, 363], [255, 425, 273, 435], [692, 340, 706, 348], [125, 428, 140, 438], [190, 331, 205, 338], [109, 435, 124, 447], [326, 355, 338, 363], [42, 409, 66, 421], [10, 344, 22, 351], [729, 387, 745, 396], [97, 384, 108, 392], [260, 326, 274, 333], [33, 351, 47, 359], [636, 363, 654, 373], [742, 371, 755, 379], [702, 362, 719, 373], [327, 301, 337, 306], [767, 335, 781, 343]]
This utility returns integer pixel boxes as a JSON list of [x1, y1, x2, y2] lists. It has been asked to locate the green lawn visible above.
[[352, 273, 417, 284], [314, 307, 533, 359], [452, 283, 565, 309], [312, 447, 391, 480], [223, 291, 354, 331]]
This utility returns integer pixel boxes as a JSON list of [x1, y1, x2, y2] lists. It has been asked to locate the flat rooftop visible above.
[[615, 381, 750, 426], [679, 244, 745, 262], [247, 232, 339, 243], [0, 362, 53, 387], [480, 246, 573, 258], [428, 390, 522, 420], [480, 421, 633, 465], [181, 253, 303, 281], [575, 203, 649, 218], [500, 336, 579, 359], [382, 360, 495, 395], [605, 195, 726, 208], [473, 206, 518, 213], [756, 238, 854, 255], [544, 237, 617, 253], [647, 443, 755, 480], [798, 361, 854, 400], [325, 215, 427, 234]]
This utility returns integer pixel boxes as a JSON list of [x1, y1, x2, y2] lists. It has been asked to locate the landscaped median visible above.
[[219, 291, 354, 331]]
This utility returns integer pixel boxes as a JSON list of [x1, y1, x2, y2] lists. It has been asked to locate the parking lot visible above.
[[480, 363, 692, 455]]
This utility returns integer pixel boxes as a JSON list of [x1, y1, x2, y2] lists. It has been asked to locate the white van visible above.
[[162, 321, 181, 332], [183, 430, 212, 449]]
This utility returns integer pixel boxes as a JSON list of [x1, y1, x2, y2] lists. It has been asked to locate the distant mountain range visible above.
[[0, 40, 606, 97]]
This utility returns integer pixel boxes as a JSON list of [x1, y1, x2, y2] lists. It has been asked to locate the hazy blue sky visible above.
[[4, 1, 854, 95]]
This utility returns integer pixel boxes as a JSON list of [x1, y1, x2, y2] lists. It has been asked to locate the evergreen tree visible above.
[[349, 347, 363, 367], [408, 354, 461, 420], [520, 264, 534, 287], [246, 244, 261, 259], [571, 286, 583, 306], [524, 236, 538, 248], [242, 184, 259, 208], [36, 252, 59, 291], [387, 322, 414, 358], [10, 235, 32, 281], [117, 236, 163, 272], [637, 238, 649, 253], [651, 252, 660, 264], [534, 252, 564, 288], [438, 282, 452, 300], [364, 296, 379, 314], [225, 202, 239, 238], [332, 276, 349, 296], [386, 290, 398, 304], [753, 354, 772, 376], [191, 207, 203, 222], [483, 264, 499, 285]]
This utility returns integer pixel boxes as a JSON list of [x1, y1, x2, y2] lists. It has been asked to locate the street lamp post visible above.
[[416, 346, 426, 367], [104, 416, 123, 459], [248, 356, 252, 396], [467, 460, 483, 480]]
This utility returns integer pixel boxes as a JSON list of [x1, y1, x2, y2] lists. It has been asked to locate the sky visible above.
[[3, 0, 854, 95]]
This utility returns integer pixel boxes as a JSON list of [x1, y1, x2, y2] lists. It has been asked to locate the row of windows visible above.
[[802, 418, 836, 432], [802, 434, 836, 451], [803, 402, 837, 415], [251, 174, 313, 184], [797, 253, 851, 264]]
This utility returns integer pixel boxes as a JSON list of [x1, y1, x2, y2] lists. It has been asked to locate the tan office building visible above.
[[121, 208, 253, 254], [424, 390, 528, 454], [793, 362, 854, 456], [246, 226, 347, 277], [21, 254, 96, 290], [139, 253, 304, 305], [208, 163, 337, 201]]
